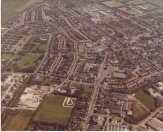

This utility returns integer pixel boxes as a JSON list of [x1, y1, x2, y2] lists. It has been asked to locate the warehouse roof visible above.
[[147, 119, 163, 131], [113, 72, 126, 79]]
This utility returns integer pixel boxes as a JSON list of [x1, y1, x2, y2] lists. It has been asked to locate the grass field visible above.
[[72, 2, 89, 9], [135, 89, 155, 110], [1, 0, 52, 26], [22, 37, 48, 53], [71, 83, 94, 92], [34, 95, 75, 125], [140, 3, 158, 10], [6, 54, 40, 71], [16, 0, 43, 11], [146, 0, 163, 8], [128, 0, 146, 5], [127, 8, 143, 15], [132, 103, 148, 118], [2, 115, 31, 131], [102, 1, 124, 8], [2, 53, 13, 63]]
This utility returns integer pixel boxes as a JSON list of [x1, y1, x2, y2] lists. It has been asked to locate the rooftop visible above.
[[113, 72, 126, 79]]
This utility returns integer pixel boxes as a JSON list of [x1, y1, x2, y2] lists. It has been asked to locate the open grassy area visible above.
[[140, 3, 158, 10], [135, 89, 155, 110], [21, 36, 48, 53], [16, 0, 43, 11], [1, 0, 52, 26], [1, 0, 29, 26], [102, 0, 124, 8], [2, 115, 31, 131], [1, 53, 14, 64], [71, 83, 94, 92], [1, 84, 10, 92], [128, 0, 146, 5], [146, 0, 163, 8], [132, 103, 149, 118], [72, 2, 89, 9], [34, 95, 75, 125], [14, 54, 40, 68], [127, 8, 143, 15]]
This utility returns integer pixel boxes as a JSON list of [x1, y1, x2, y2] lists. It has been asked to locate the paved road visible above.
[[34, 33, 53, 74], [83, 52, 108, 130]]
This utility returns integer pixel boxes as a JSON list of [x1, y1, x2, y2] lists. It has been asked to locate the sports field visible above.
[[34, 95, 76, 125], [2, 115, 31, 131], [146, 0, 163, 8], [102, 1, 124, 8], [135, 89, 155, 110]]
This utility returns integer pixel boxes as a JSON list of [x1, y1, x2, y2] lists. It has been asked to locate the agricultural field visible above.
[[1, 0, 52, 26], [2, 115, 31, 131], [146, 0, 163, 8], [102, 0, 124, 8], [127, 0, 146, 5], [135, 89, 155, 110], [34, 95, 76, 125], [132, 103, 149, 119]]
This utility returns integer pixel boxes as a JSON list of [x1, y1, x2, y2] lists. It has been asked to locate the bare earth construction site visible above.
[[1, 0, 163, 131]]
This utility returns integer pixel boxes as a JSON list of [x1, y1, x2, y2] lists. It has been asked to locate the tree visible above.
[[66, 88, 71, 94], [128, 125, 133, 131]]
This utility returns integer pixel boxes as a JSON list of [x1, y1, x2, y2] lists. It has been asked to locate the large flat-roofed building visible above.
[[147, 119, 163, 131], [156, 113, 163, 121], [112, 93, 128, 101], [104, 123, 128, 131], [113, 72, 126, 79]]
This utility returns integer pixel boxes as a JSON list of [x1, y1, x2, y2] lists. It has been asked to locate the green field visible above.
[[102, 1, 124, 8], [5, 53, 41, 72], [22, 37, 48, 53], [16, 0, 43, 11], [135, 89, 155, 110], [1, 0, 29, 26], [1, 53, 14, 64], [1, 84, 10, 92], [132, 103, 149, 118], [140, 3, 158, 10], [128, 0, 146, 5], [1, 0, 52, 26], [34, 95, 76, 125], [146, 0, 163, 8], [71, 83, 94, 92], [127, 8, 143, 15], [14, 54, 40, 68], [72, 2, 89, 9], [2, 115, 31, 131]]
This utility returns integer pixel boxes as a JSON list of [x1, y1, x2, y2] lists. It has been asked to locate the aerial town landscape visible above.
[[1, 0, 163, 131]]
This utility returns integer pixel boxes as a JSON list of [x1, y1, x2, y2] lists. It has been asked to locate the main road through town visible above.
[[83, 52, 108, 130]]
